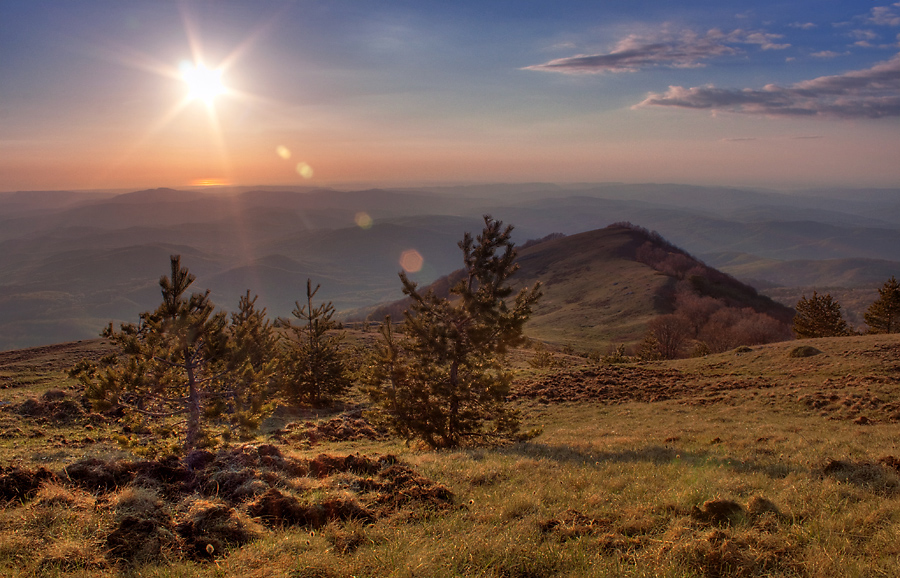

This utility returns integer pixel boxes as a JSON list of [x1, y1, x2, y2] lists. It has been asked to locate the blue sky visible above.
[[1, 0, 899, 191]]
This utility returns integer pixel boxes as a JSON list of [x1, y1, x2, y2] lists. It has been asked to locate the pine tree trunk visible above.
[[185, 352, 201, 453], [447, 359, 459, 447]]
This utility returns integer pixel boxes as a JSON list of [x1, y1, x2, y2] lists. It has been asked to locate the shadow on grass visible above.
[[497, 441, 805, 479]]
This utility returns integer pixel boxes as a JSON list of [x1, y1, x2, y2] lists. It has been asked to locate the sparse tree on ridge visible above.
[[75, 256, 277, 453], [365, 215, 542, 448], [792, 291, 850, 338], [864, 276, 900, 334], [278, 279, 351, 405]]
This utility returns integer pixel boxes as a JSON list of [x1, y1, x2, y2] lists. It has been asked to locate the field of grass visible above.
[[2, 335, 900, 576]]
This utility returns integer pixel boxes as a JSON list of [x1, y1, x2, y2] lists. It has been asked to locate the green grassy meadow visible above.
[[2, 335, 900, 577]]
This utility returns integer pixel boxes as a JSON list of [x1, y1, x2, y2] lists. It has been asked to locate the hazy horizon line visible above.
[[4, 179, 900, 197]]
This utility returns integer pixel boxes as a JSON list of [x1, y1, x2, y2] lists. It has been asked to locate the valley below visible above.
[[3, 183, 900, 350]]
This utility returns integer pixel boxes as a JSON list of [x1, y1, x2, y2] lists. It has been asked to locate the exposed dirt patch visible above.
[[176, 499, 262, 560], [271, 411, 386, 444], [663, 526, 802, 578], [247, 488, 374, 528], [691, 499, 744, 526], [820, 458, 900, 494], [0, 339, 116, 373], [15, 389, 87, 423], [107, 514, 177, 564], [0, 464, 57, 501], [360, 463, 456, 514], [539, 508, 615, 541], [2, 445, 453, 564], [512, 365, 776, 405]]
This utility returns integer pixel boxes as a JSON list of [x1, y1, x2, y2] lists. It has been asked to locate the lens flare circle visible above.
[[296, 162, 313, 179], [400, 249, 424, 273], [355, 212, 373, 229]]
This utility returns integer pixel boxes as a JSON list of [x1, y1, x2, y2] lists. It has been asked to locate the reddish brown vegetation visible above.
[[642, 289, 792, 358], [611, 224, 793, 357]]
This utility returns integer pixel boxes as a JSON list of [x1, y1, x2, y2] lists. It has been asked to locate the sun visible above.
[[179, 60, 226, 104]]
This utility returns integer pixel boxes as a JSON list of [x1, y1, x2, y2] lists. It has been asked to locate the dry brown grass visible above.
[[1, 334, 900, 576]]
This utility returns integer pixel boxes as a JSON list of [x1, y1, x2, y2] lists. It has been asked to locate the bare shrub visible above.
[[647, 314, 692, 359]]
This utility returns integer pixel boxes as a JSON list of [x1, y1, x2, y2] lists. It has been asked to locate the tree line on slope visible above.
[[72, 216, 541, 455], [639, 275, 900, 360], [626, 222, 900, 359], [792, 276, 900, 338]]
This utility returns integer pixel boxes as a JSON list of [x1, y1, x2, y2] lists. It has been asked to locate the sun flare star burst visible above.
[[179, 61, 225, 104]]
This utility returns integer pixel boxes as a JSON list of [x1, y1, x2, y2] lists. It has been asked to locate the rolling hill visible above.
[[364, 224, 794, 351]]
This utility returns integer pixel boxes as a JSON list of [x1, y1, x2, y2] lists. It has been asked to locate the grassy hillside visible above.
[[514, 227, 672, 348], [2, 334, 900, 576], [365, 224, 793, 352]]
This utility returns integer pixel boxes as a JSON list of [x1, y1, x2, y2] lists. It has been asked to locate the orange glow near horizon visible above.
[[189, 177, 231, 187]]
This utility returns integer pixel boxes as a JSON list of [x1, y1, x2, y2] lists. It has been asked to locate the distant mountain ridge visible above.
[[1, 182, 898, 349]]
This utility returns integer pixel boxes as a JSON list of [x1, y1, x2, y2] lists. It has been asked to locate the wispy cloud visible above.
[[789, 22, 817, 30], [851, 29, 881, 41], [811, 50, 842, 59], [737, 30, 791, 50], [848, 29, 880, 48], [635, 53, 900, 118], [524, 28, 787, 74], [868, 4, 900, 26]]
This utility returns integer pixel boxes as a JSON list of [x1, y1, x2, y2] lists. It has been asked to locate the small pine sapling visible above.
[[278, 280, 351, 405]]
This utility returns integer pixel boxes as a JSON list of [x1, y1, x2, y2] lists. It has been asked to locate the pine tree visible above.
[[278, 280, 351, 405], [793, 291, 850, 338], [864, 276, 900, 334], [77, 256, 276, 453], [223, 291, 280, 438], [366, 215, 542, 448]]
